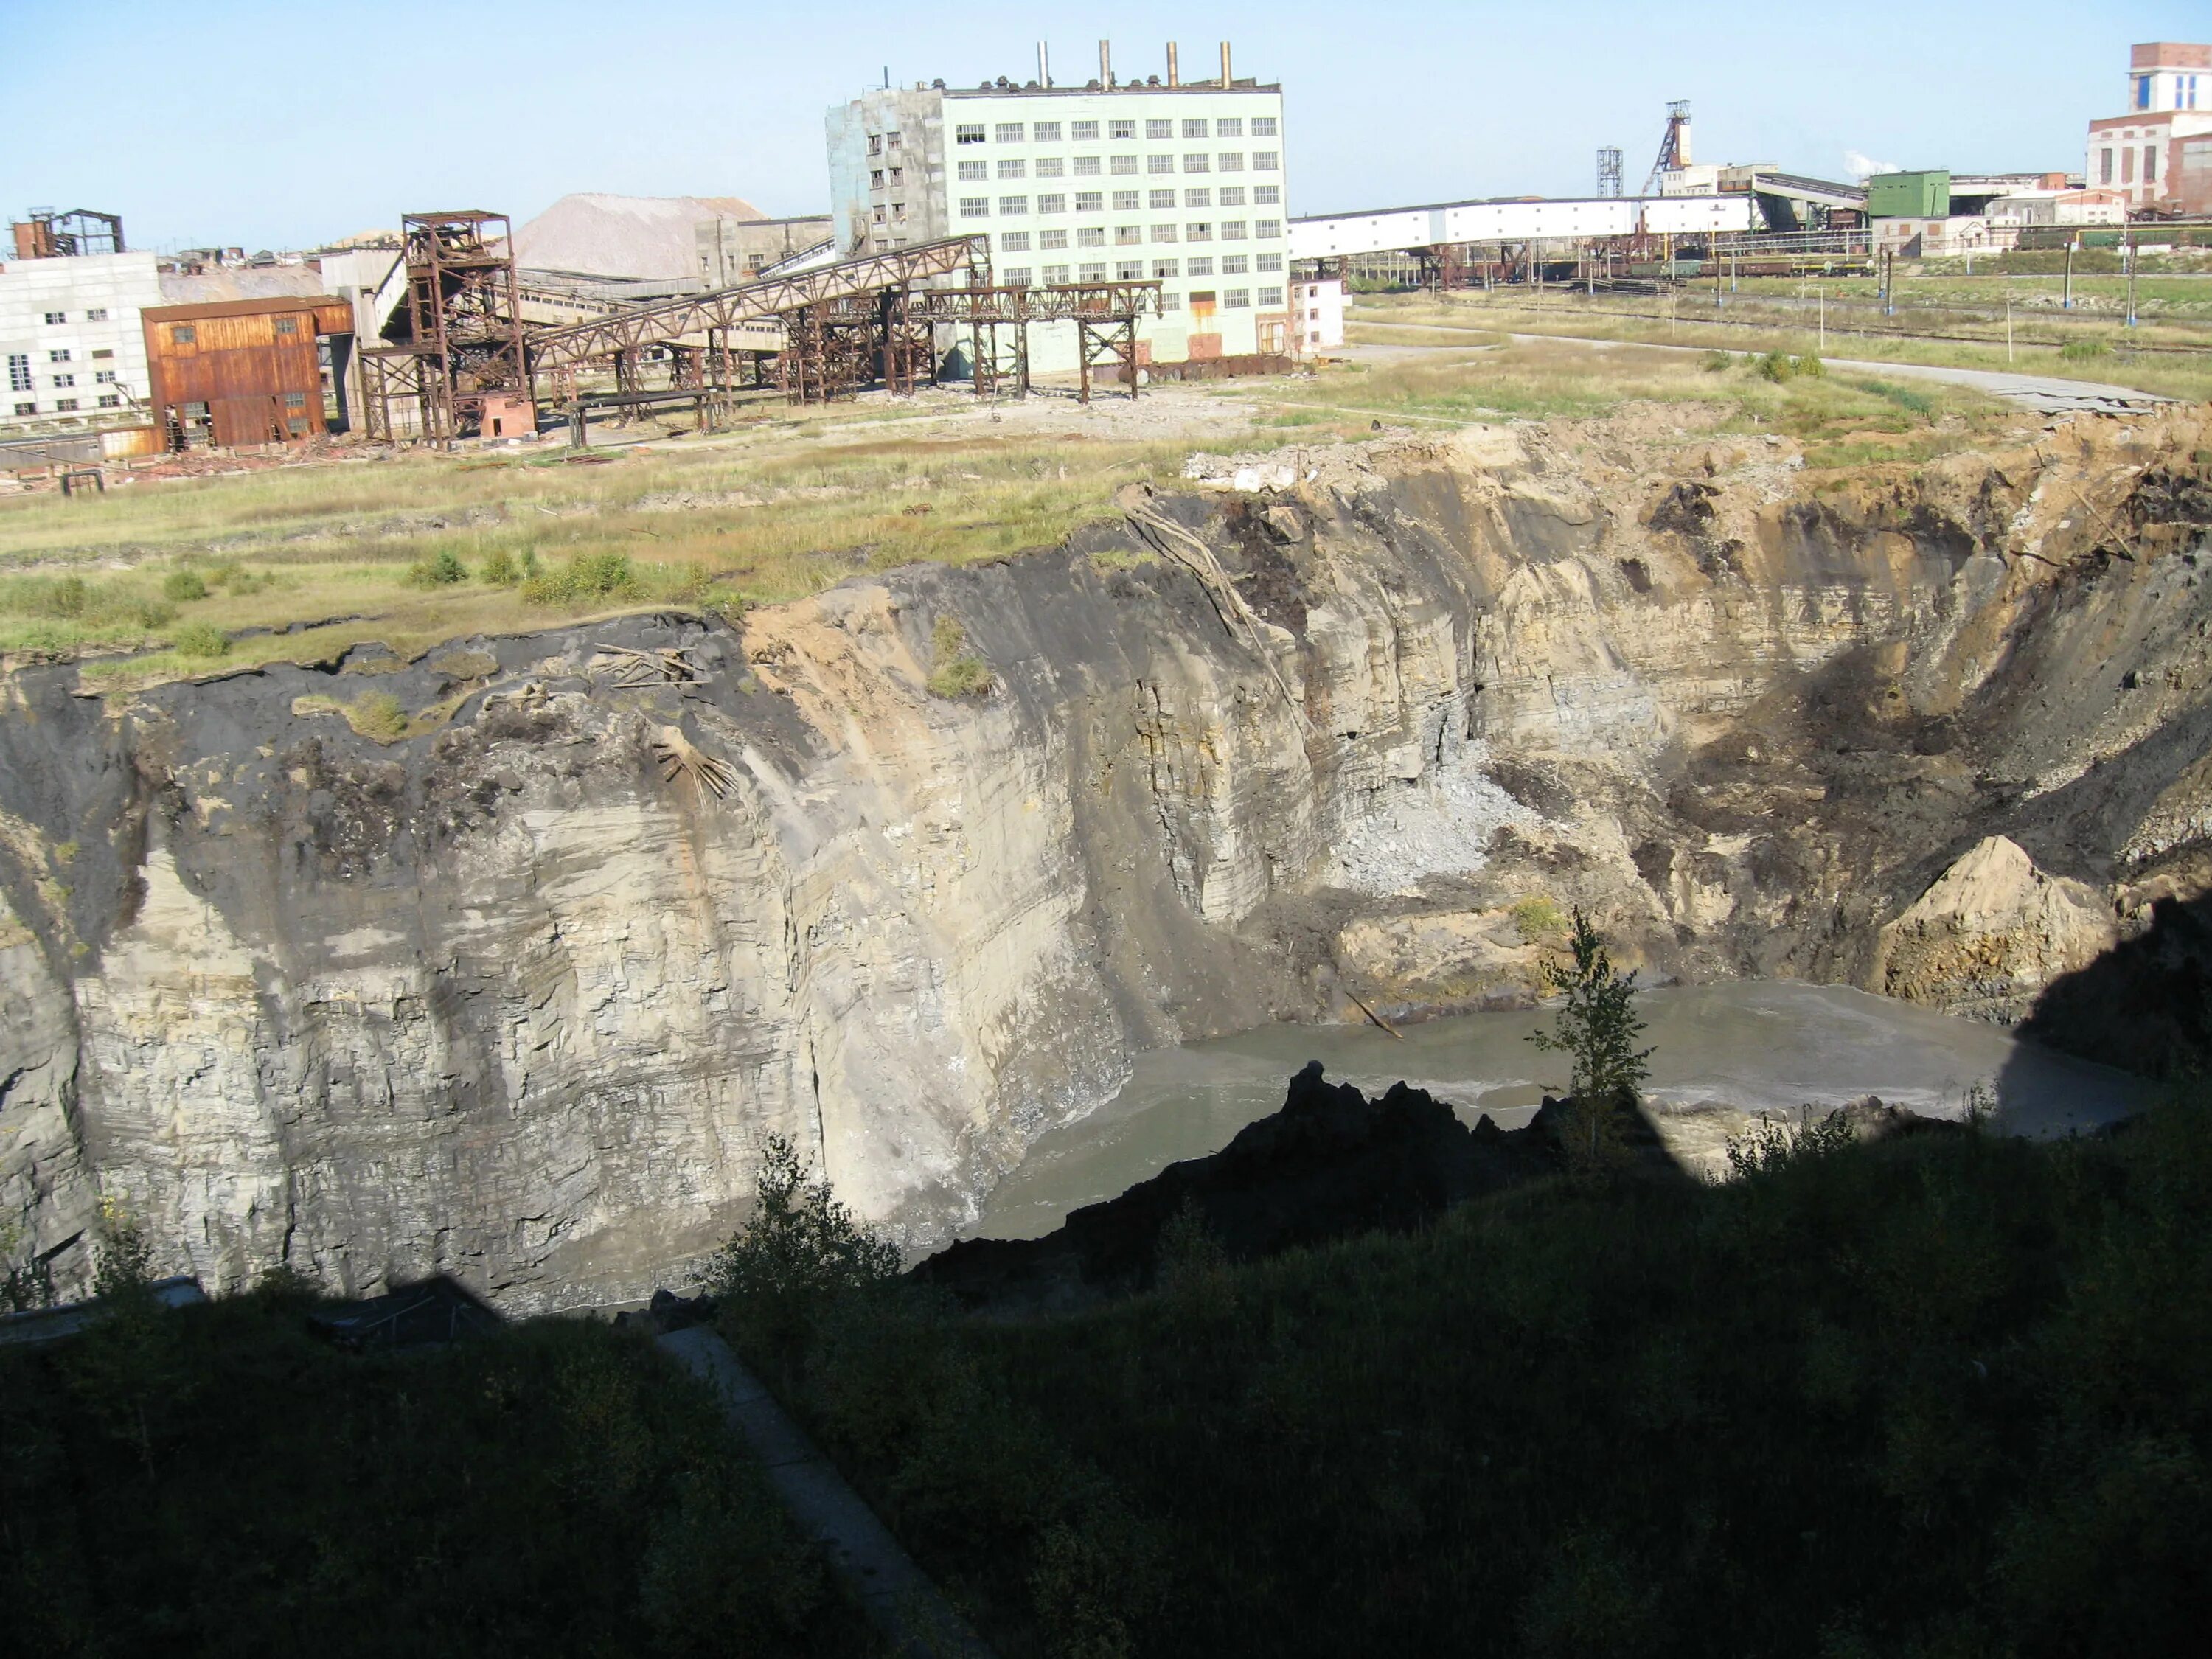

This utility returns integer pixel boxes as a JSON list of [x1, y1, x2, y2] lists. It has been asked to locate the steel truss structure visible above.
[[365, 212, 531, 445]]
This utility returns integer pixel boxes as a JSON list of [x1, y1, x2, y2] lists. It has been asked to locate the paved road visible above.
[[1343, 321, 2172, 417]]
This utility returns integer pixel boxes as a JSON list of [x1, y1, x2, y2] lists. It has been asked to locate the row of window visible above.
[[36, 308, 110, 324], [999, 238, 1284, 276], [2098, 145, 2162, 186], [9, 396, 123, 415], [955, 150, 1279, 179], [989, 271, 1285, 310], [958, 115, 1278, 144], [967, 206, 1284, 240], [961, 173, 1282, 209], [7, 352, 119, 387]]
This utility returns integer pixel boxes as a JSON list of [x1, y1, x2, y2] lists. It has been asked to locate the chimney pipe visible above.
[[1100, 39, 1113, 88], [1166, 41, 1179, 87], [1220, 41, 1232, 89], [1039, 41, 1050, 87]]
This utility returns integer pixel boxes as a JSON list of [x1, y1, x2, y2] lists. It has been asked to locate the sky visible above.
[[2, 0, 2205, 253]]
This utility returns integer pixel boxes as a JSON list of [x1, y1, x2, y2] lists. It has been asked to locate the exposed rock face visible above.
[[2, 405, 2208, 1308], [1872, 836, 2116, 1020]]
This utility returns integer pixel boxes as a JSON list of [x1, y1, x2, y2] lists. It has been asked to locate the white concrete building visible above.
[[2087, 42, 2212, 212], [1289, 276, 1344, 351], [827, 46, 1291, 375], [0, 251, 162, 434]]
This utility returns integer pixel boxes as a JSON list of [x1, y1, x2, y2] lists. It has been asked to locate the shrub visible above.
[[341, 690, 408, 741], [1701, 350, 1733, 373], [170, 623, 229, 659], [479, 547, 519, 585], [1790, 353, 1826, 378], [1509, 894, 1566, 944], [2059, 338, 2111, 362], [925, 614, 993, 699], [521, 550, 641, 605], [406, 547, 470, 587], [703, 1135, 900, 1360], [161, 569, 208, 602], [1756, 350, 1796, 383]]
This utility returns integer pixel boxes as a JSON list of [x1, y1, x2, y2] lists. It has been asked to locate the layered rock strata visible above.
[[2, 404, 2208, 1307]]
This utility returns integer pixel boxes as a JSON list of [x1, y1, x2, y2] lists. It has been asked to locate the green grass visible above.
[[0, 1285, 872, 1657], [731, 1098, 2212, 1659]]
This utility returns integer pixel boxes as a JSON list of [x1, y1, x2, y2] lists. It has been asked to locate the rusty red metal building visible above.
[[142, 294, 353, 448]]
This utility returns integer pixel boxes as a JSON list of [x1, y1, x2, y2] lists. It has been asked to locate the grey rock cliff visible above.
[[2, 408, 2207, 1307]]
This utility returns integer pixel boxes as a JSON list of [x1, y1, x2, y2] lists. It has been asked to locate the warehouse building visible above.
[[0, 246, 162, 436], [142, 295, 355, 448], [2087, 41, 2212, 212], [827, 42, 1291, 374]]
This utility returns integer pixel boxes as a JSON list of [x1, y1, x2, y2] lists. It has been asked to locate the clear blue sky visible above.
[[2, 0, 2203, 251]]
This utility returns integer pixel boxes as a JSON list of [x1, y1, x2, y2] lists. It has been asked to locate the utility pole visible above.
[[2125, 220, 2138, 328], [2062, 240, 2074, 310], [2006, 297, 2014, 364], [1818, 285, 1826, 355]]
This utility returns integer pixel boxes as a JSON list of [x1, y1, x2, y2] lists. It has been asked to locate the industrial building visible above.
[[2087, 41, 2211, 212], [827, 41, 1293, 374], [142, 294, 355, 448], [696, 215, 835, 285], [1, 239, 162, 436]]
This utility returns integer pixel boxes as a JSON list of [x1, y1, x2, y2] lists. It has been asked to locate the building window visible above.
[[1037, 193, 1068, 215], [288, 417, 307, 436], [1116, 260, 1144, 281], [961, 196, 991, 217], [1219, 186, 1246, 206], [2137, 76, 2152, 111], [873, 206, 886, 223], [1074, 155, 1102, 177], [2122, 149, 2135, 184], [956, 123, 985, 144], [43, 311, 64, 325], [1000, 195, 1029, 215], [1161, 291, 1181, 310], [1256, 218, 1282, 240], [1077, 226, 1106, 247], [959, 159, 988, 181], [1222, 220, 1248, 240], [1079, 262, 1108, 282], [1110, 119, 1135, 139], [1222, 254, 1251, 274], [1154, 258, 1180, 278], [1253, 116, 1278, 137], [51, 374, 74, 388], [6, 355, 28, 392], [1183, 118, 1208, 139], [1075, 191, 1103, 212], [91, 347, 112, 358], [1033, 120, 1062, 142], [1217, 117, 1244, 138], [1255, 184, 1281, 205], [1149, 189, 1177, 210], [1037, 156, 1065, 177], [871, 170, 886, 188], [1189, 289, 1216, 308], [1001, 231, 1032, 251], [172, 325, 196, 344], [1218, 151, 1245, 172], [998, 159, 1026, 178], [1258, 285, 1284, 307], [1040, 229, 1070, 250], [1004, 267, 1033, 287], [1224, 289, 1251, 309], [1152, 224, 1179, 243], [1257, 251, 1284, 272], [48, 349, 70, 363], [1113, 189, 1141, 210], [1110, 153, 1138, 175], [1147, 119, 1172, 139], [11, 402, 35, 416], [94, 369, 116, 383], [2100, 148, 2113, 184], [1183, 153, 1210, 173], [1147, 154, 1175, 175], [1185, 187, 1212, 208], [995, 122, 1025, 142], [1042, 263, 1071, 284], [55, 398, 78, 411], [1071, 119, 1099, 141], [86, 307, 108, 321], [869, 133, 883, 156], [889, 167, 903, 184], [1187, 257, 1215, 276], [2145, 145, 2158, 183], [286, 391, 307, 408], [1187, 222, 1214, 242], [274, 316, 298, 335], [1116, 225, 1143, 244], [1255, 150, 1279, 171]]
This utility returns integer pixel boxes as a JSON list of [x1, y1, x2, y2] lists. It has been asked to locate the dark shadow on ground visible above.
[[2017, 891, 2212, 1082]]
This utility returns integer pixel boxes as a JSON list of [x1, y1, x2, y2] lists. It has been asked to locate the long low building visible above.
[[1289, 194, 1756, 261]]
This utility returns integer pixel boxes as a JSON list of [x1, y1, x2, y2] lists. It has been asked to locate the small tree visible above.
[[702, 1136, 900, 1362], [1528, 909, 1655, 1172]]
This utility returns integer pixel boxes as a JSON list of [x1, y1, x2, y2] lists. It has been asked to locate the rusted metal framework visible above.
[[369, 212, 530, 445], [901, 282, 1164, 403], [12, 207, 125, 260]]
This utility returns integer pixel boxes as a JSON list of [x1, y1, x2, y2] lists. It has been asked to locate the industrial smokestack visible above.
[[1166, 41, 1179, 87], [1100, 40, 1113, 88], [1220, 41, 1232, 89], [1039, 41, 1050, 87]]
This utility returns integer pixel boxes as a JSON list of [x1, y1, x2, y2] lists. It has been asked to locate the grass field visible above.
[[0, 340, 2034, 689], [1352, 289, 2212, 403]]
